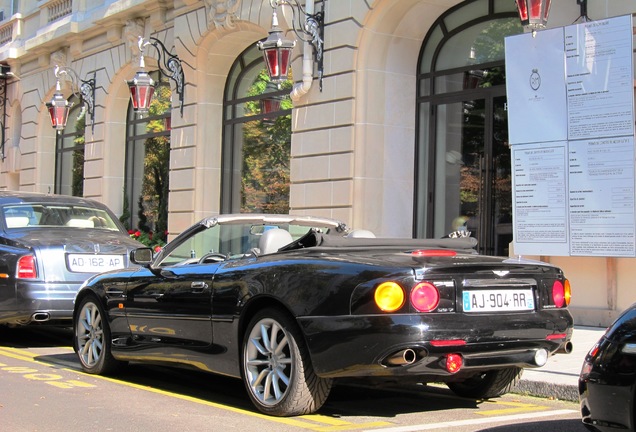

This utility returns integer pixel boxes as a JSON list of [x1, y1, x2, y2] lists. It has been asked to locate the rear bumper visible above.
[[298, 311, 573, 378], [0, 281, 79, 325], [579, 380, 634, 432]]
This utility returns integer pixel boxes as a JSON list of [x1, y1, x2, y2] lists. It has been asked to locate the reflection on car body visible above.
[[0, 191, 142, 326], [73, 213, 574, 417]]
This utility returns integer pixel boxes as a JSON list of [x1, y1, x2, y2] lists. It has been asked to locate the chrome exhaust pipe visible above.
[[385, 348, 417, 366], [556, 341, 573, 354], [31, 312, 50, 322]]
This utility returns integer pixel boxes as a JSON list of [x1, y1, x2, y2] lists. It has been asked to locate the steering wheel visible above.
[[198, 252, 227, 264]]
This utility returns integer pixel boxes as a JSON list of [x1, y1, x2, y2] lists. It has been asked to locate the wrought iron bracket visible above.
[[140, 37, 185, 117], [55, 65, 96, 133], [271, 0, 324, 91]]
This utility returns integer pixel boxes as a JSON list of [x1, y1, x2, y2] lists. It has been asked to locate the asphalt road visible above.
[[0, 326, 589, 432]]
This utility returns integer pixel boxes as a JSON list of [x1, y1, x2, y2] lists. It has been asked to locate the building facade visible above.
[[0, 0, 634, 326]]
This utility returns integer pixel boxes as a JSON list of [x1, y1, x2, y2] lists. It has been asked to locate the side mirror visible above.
[[130, 247, 153, 265]]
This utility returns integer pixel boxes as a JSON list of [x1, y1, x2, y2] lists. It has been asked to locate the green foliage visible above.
[[71, 109, 86, 196], [120, 185, 131, 230], [240, 69, 292, 213], [134, 82, 171, 245]]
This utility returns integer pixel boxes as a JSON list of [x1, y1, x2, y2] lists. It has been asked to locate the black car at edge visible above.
[[580, 304, 636, 431]]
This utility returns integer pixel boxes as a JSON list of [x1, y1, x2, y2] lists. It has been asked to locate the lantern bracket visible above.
[[138, 36, 185, 117], [259, 0, 324, 91], [50, 65, 96, 133]]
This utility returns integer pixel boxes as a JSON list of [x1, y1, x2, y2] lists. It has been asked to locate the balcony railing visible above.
[[47, 0, 72, 23], [0, 21, 12, 45]]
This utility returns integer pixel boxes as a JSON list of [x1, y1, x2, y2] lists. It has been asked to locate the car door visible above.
[[124, 226, 224, 356], [125, 264, 218, 347]]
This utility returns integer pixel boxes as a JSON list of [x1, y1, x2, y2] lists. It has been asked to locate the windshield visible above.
[[2, 204, 121, 231], [157, 221, 330, 267]]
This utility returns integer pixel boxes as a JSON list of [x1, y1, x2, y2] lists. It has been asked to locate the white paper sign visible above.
[[506, 15, 635, 257]]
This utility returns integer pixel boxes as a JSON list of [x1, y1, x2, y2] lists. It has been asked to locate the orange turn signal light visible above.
[[374, 282, 405, 312]]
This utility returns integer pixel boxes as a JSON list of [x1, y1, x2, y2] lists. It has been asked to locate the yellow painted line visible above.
[[0, 346, 391, 431], [476, 399, 547, 416], [0, 347, 40, 362]]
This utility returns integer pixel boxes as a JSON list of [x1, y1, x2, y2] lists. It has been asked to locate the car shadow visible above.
[[0, 325, 73, 348], [474, 419, 588, 431], [31, 350, 479, 418]]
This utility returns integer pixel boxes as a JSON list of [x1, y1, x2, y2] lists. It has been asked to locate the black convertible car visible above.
[[73, 214, 573, 416], [0, 191, 142, 326]]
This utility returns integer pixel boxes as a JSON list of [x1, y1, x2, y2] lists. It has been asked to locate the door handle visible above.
[[191, 281, 208, 292]]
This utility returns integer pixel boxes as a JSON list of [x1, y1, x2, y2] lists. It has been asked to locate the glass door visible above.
[[432, 92, 511, 256]]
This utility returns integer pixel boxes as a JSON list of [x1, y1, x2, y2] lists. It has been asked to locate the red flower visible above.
[[154, 245, 163, 253]]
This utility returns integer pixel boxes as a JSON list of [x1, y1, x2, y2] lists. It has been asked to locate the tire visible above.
[[241, 308, 333, 416], [74, 295, 125, 375], [447, 367, 523, 399]]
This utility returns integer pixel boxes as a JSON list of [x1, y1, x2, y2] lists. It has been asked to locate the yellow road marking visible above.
[[0, 346, 391, 431], [477, 399, 548, 416]]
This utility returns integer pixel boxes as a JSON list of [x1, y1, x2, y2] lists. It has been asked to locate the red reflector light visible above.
[[446, 353, 463, 373], [412, 249, 457, 257], [410, 282, 440, 312], [17, 255, 37, 279], [588, 344, 599, 358], [430, 339, 467, 347], [552, 280, 565, 308], [546, 333, 567, 341]]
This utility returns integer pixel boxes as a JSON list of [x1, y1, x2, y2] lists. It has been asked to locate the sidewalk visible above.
[[514, 326, 606, 402]]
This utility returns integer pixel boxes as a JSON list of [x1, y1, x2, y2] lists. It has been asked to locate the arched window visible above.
[[54, 96, 84, 196], [415, 0, 523, 256], [123, 71, 171, 246], [221, 44, 292, 214]]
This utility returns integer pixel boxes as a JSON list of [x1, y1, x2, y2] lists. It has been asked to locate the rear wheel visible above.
[[447, 367, 523, 399], [74, 296, 125, 375], [242, 308, 333, 416]]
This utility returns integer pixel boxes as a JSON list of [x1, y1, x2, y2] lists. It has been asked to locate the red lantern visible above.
[[46, 82, 72, 131], [127, 69, 155, 114], [261, 96, 282, 116], [260, 81, 283, 117], [257, 8, 295, 83], [515, 0, 551, 29]]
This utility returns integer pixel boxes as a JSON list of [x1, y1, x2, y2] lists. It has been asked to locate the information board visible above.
[[506, 15, 635, 257]]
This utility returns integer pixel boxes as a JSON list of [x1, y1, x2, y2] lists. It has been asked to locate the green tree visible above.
[[72, 109, 86, 196], [240, 70, 292, 213]]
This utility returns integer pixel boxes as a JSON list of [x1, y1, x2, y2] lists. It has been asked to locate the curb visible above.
[[514, 379, 579, 402]]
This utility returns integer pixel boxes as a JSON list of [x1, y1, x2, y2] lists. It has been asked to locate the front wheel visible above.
[[74, 296, 125, 375], [447, 367, 523, 399], [242, 308, 333, 416]]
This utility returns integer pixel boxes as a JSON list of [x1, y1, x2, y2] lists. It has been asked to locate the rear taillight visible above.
[[17, 255, 37, 279], [552, 280, 568, 308], [410, 282, 440, 312], [374, 281, 405, 312]]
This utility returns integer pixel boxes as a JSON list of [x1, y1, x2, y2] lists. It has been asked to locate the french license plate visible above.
[[463, 289, 534, 312], [67, 254, 125, 273]]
